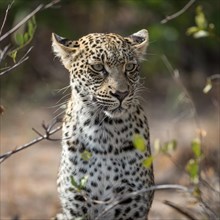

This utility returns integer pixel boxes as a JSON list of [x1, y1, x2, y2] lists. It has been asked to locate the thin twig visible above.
[[0, 1, 14, 37], [164, 200, 198, 220], [44, 0, 60, 9], [161, 0, 196, 24], [95, 184, 189, 220], [208, 74, 220, 81], [161, 54, 201, 129], [0, 0, 61, 77], [0, 120, 62, 164], [0, 45, 10, 64], [200, 177, 220, 194], [0, 47, 33, 76], [199, 196, 219, 219]]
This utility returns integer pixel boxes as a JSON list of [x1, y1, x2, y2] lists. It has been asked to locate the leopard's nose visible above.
[[110, 90, 129, 102]]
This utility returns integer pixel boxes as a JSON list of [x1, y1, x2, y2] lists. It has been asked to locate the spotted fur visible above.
[[52, 29, 154, 220]]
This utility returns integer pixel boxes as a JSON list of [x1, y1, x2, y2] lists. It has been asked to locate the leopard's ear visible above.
[[125, 29, 149, 61], [52, 33, 80, 69]]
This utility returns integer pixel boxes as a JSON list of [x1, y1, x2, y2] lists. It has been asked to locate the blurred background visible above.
[[0, 0, 219, 219]]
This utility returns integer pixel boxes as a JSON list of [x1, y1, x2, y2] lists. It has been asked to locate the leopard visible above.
[[52, 29, 154, 220]]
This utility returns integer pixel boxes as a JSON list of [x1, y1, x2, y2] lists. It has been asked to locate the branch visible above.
[[164, 200, 197, 220], [0, 45, 10, 64], [161, 0, 196, 24], [0, 0, 61, 76], [0, 46, 33, 76], [95, 184, 189, 220], [0, 0, 60, 42], [0, 118, 62, 164], [0, 5, 43, 42], [0, 1, 14, 38], [208, 74, 220, 81]]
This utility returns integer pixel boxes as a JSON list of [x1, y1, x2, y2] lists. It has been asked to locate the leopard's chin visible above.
[[104, 107, 127, 118]]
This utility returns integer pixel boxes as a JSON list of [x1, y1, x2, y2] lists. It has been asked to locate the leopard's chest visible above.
[[57, 106, 154, 219], [59, 145, 149, 193]]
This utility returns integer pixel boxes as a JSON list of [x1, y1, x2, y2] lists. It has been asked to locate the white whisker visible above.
[[56, 93, 71, 105], [54, 85, 71, 94]]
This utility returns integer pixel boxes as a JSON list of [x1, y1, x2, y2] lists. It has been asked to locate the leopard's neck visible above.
[[62, 97, 144, 154]]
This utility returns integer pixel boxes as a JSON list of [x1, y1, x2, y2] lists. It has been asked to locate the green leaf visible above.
[[186, 159, 199, 184], [9, 50, 17, 63], [70, 175, 88, 192], [193, 30, 209, 38], [186, 26, 199, 36], [191, 138, 201, 158], [28, 20, 33, 37], [70, 176, 79, 189], [79, 175, 88, 188], [132, 134, 146, 152], [28, 16, 37, 38], [23, 32, 29, 43], [195, 6, 207, 29], [142, 156, 154, 168], [70, 175, 89, 192], [81, 150, 92, 161], [203, 79, 212, 93], [15, 33, 24, 46]]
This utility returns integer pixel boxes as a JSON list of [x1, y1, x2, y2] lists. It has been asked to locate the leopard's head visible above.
[[52, 30, 149, 118]]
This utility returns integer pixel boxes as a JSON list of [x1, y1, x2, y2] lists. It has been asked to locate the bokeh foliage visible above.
[[0, 0, 219, 101]]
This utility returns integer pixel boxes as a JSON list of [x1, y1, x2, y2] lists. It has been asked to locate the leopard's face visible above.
[[52, 30, 149, 117]]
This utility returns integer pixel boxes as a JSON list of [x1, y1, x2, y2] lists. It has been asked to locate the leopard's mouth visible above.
[[91, 95, 128, 117]]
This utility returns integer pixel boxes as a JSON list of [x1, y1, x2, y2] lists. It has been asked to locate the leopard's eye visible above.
[[90, 63, 105, 72], [125, 63, 137, 72]]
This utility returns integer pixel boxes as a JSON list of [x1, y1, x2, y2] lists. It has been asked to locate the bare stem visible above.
[[0, 45, 10, 64], [0, 120, 62, 164], [164, 200, 197, 220], [161, 54, 201, 130], [161, 0, 196, 24], [208, 74, 220, 81], [0, 1, 14, 37]]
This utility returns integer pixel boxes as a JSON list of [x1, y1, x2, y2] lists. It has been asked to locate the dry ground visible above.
[[0, 100, 219, 220]]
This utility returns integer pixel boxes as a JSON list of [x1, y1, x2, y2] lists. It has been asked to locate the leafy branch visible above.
[[186, 6, 220, 41], [0, 0, 60, 42], [160, 54, 219, 219], [9, 16, 37, 63], [0, 46, 33, 76], [0, 0, 61, 76]]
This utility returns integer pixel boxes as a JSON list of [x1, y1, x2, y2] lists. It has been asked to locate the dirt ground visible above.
[[0, 99, 219, 220]]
